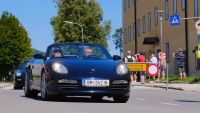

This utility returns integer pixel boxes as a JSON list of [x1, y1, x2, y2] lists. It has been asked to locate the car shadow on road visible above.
[[175, 100, 200, 103], [22, 95, 114, 103]]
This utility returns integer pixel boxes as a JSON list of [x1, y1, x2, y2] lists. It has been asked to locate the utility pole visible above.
[[184, 0, 189, 75], [134, 0, 137, 54]]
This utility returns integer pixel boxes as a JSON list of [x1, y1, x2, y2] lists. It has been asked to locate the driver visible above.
[[83, 48, 93, 57], [52, 48, 62, 58]]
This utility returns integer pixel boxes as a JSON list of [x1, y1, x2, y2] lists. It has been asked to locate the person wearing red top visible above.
[[138, 52, 146, 84]]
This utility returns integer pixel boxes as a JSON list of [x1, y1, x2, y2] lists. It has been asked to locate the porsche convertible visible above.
[[25, 42, 130, 103]]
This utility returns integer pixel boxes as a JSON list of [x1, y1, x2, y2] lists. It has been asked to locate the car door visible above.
[[32, 59, 44, 89]]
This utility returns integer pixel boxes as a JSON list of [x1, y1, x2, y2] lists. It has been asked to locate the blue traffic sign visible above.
[[170, 14, 181, 26]]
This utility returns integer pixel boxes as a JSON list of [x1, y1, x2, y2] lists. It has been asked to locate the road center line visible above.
[[160, 102, 180, 106], [135, 98, 147, 101]]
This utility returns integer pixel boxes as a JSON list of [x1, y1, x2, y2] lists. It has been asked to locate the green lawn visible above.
[[162, 75, 200, 84]]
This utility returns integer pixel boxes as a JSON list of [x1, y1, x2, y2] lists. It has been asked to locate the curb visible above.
[[135, 83, 200, 93], [138, 84, 183, 91]]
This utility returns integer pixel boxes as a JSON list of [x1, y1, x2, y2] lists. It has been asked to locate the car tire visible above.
[[91, 95, 103, 102], [14, 83, 19, 90], [113, 95, 129, 103], [14, 82, 23, 90], [41, 73, 50, 101], [24, 73, 38, 97], [14, 85, 22, 90]]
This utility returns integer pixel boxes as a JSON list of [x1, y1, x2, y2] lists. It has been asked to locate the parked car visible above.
[[24, 42, 130, 103], [13, 61, 28, 89]]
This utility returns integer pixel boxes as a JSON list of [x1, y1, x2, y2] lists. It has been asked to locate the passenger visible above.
[[83, 48, 93, 57]]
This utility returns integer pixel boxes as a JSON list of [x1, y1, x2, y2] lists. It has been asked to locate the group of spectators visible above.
[[124, 48, 186, 85]]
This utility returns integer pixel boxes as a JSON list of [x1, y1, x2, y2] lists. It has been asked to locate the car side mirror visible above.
[[113, 55, 121, 61], [33, 54, 46, 59]]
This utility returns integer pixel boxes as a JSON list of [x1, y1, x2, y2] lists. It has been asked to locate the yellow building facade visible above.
[[122, 0, 200, 75]]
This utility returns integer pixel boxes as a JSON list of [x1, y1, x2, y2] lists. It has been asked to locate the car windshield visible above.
[[47, 43, 112, 60], [17, 62, 27, 69]]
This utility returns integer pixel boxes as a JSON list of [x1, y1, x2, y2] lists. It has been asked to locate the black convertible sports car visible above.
[[13, 61, 28, 89], [25, 42, 130, 103]]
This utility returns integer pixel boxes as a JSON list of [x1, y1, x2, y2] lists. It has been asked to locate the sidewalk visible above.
[[135, 82, 200, 93], [0, 82, 13, 89]]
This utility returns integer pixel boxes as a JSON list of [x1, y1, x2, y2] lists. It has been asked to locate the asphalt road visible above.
[[0, 86, 199, 113]]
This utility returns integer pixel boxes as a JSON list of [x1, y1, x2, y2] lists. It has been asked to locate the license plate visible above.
[[82, 79, 109, 87], [17, 79, 22, 81]]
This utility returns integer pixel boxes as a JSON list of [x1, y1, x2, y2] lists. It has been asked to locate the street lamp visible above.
[[157, 10, 165, 51], [64, 21, 84, 43], [157, 10, 170, 90]]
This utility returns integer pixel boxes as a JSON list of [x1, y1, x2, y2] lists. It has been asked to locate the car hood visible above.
[[15, 68, 26, 76], [60, 59, 116, 74]]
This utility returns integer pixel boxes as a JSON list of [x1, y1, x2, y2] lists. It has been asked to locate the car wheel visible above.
[[41, 73, 50, 101], [91, 95, 103, 102], [14, 85, 22, 90], [24, 73, 38, 97], [113, 95, 129, 103], [14, 83, 19, 90]]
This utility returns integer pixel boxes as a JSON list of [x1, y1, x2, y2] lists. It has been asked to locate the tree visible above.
[[51, 0, 111, 48], [112, 27, 123, 51], [0, 11, 33, 80]]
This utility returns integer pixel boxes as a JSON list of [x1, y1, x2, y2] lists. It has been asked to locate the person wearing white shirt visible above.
[[124, 50, 136, 85], [150, 52, 158, 83]]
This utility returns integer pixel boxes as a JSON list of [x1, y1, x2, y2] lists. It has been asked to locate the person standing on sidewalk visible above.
[[124, 50, 137, 86], [173, 48, 186, 80], [157, 52, 166, 81], [137, 51, 146, 84], [150, 52, 158, 83]]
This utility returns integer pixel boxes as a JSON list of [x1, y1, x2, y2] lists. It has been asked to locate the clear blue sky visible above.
[[0, 0, 122, 56]]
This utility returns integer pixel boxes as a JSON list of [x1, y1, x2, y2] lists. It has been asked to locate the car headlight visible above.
[[116, 64, 129, 75], [16, 71, 22, 76], [52, 62, 68, 74]]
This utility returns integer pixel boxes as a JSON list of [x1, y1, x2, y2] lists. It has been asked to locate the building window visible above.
[[124, 0, 126, 12], [128, 0, 130, 8], [165, 0, 169, 19], [128, 25, 131, 41], [142, 16, 146, 33], [132, 0, 135, 5], [148, 12, 151, 31], [133, 23, 135, 39], [166, 42, 170, 63], [181, 0, 185, 10], [154, 7, 158, 27], [137, 19, 140, 36], [194, 0, 198, 18], [173, 0, 177, 14], [124, 28, 127, 44]]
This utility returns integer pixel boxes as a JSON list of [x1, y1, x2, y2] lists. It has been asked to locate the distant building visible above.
[[122, 0, 200, 75]]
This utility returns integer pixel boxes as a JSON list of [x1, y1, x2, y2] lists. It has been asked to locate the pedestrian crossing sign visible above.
[[170, 14, 181, 26]]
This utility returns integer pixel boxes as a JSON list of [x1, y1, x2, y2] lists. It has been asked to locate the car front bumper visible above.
[[14, 77, 25, 87], [46, 79, 130, 97]]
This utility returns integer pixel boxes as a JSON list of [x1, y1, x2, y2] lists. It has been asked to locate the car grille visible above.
[[58, 83, 79, 90], [110, 84, 130, 90]]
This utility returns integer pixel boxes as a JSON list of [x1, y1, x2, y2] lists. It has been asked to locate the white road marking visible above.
[[135, 98, 147, 101], [160, 102, 180, 106]]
